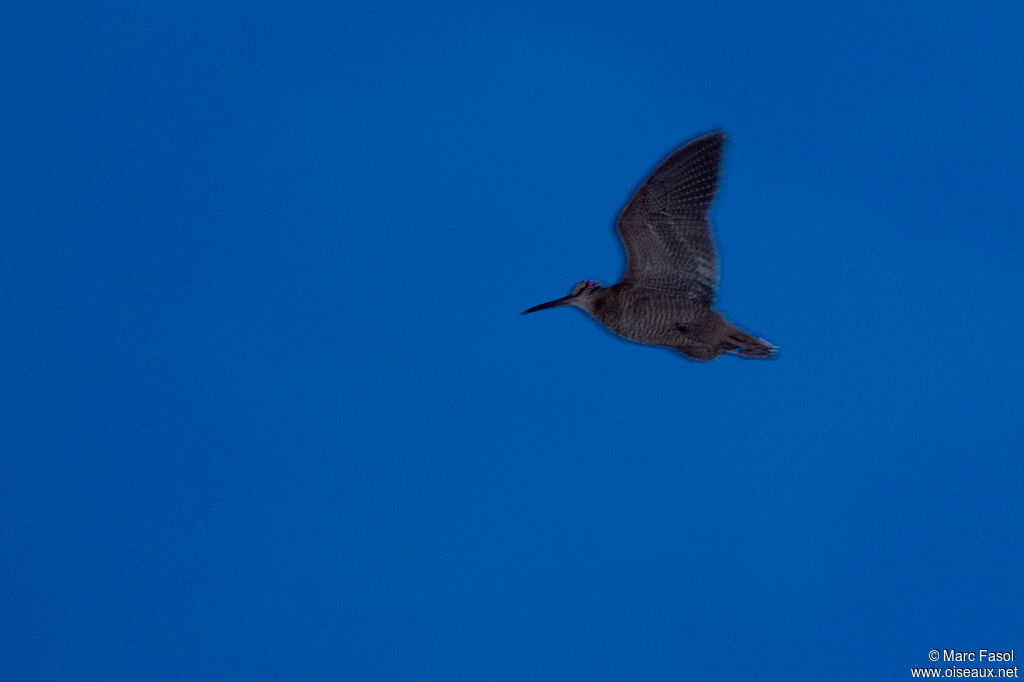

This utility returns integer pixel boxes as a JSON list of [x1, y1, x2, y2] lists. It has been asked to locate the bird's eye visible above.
[[587, 280, 595, 286]]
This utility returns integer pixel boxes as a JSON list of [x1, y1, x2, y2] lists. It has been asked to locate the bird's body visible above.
[[523, 130, 776, 361], [581, 285, 772, 360]]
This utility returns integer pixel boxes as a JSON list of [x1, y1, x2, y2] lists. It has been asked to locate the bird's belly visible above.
[[600, 294, 702, 346]]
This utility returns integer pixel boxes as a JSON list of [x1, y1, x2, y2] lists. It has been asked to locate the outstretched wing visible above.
[[616, 131, 725, 305]]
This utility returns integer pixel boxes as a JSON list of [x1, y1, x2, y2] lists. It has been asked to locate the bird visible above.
[[522, 130, 776, 361]]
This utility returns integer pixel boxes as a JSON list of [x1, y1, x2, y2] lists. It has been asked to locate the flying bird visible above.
[[523, 131, 776, 361]]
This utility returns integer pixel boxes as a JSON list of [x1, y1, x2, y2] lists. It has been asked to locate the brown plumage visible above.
[[523, 131, 776, 361]]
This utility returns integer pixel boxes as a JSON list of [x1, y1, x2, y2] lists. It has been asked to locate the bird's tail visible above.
[[723, 328, 777, 359]]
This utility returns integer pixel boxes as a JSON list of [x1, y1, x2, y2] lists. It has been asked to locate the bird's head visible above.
[[522, 279, 602, 314]]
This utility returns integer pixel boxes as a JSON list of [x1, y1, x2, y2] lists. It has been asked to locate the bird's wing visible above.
[[615, 131, 725, 305]]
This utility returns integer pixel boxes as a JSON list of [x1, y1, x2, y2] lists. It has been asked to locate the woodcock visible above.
[[523, 131, 776, 361]]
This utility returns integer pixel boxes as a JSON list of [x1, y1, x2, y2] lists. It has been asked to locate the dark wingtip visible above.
[[691, 129, 726, 151]]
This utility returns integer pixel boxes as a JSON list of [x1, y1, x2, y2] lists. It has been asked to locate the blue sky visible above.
[[2, 1, 1022, 679]]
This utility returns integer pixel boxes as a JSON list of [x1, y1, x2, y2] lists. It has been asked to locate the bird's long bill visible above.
[[521, 295, 573, 314]]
